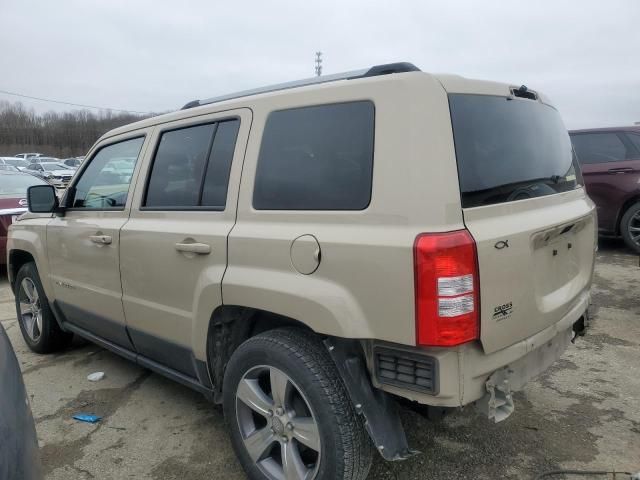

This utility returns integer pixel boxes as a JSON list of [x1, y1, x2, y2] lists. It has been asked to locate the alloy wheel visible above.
[[18, 277, 43, 342], [235, 365, 321, 480]]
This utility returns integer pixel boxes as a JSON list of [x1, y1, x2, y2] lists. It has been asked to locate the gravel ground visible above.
[[0, 238, 638, 480]]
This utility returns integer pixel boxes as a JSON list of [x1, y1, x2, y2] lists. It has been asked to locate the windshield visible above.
[[0, 174, 46, 196], [449, 94, 581, 208]]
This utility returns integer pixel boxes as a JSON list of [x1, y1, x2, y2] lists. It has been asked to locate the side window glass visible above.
[[71, 137, 144, 209], [201, 120, 240, 208], [145, 124, 215, 208], [144, 119, 240, 210], [571, 133, 627, 164], [625, 133, 640, 156], [253, 101, 375, 210]]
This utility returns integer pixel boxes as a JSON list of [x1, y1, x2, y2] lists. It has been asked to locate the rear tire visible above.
[[14, 262, 73, 353], [223, 328, 373, 480], [620, 202, 640, 254]]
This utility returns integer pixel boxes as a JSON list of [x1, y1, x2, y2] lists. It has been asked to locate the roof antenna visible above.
[[315, 51, 323, 77]]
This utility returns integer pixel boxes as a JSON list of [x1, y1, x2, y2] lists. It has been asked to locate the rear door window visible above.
[[145, 124, 214, 208], [571, 133, 628, 164], [144, 119, 239, 209], [202, 120, 240, 208], [449, 94, 580, 208], [253, 101, 375, 210]]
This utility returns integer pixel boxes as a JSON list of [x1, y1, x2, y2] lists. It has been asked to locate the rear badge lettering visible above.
[[492, 302, 513, 321], [494, 240, 509, 250]]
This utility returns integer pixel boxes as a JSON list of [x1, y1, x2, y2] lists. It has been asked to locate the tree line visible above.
[[0, 101, 153, 158]]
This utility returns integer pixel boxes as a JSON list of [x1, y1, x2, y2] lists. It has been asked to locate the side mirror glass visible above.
[[27, 185, 58, 213]]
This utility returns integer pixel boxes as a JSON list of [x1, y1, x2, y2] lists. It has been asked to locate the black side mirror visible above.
[[27, 185, 59, 213]]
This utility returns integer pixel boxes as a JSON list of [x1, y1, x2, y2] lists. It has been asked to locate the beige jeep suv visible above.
[[8, 62, 596, 480]]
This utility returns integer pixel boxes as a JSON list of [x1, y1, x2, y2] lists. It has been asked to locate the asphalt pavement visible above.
[[0, 238, 638, 479]]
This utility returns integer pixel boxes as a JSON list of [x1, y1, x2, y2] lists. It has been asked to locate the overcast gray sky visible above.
[[1, 0, 638, 128]]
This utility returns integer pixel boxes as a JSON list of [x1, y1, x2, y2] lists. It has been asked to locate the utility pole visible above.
[[315, 52, 323, 77]]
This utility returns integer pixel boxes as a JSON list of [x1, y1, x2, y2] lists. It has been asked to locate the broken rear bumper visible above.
[[367, 291, 590, 413], [474, 325, 573, 422]]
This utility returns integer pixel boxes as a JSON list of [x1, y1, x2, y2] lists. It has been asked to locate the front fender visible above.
[[7, 218, 52, 298]]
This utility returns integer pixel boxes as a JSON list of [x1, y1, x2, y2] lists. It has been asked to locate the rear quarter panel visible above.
[[223, 73, 465, 345]]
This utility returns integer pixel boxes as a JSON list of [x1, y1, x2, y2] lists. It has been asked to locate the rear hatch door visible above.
[[447, 91, 596, 354]]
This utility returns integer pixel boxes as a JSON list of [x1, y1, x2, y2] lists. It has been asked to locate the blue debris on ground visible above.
[[72, 413, 102, 424]]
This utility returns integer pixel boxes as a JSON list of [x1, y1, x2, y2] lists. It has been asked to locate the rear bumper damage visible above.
[[475, 322, 574, 422], [476, 306, 590, 422], [327, 293, 590, 460], [367, 291, 591, 413]]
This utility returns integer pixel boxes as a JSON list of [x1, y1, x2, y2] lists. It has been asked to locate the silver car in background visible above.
[[0, 157, 29, 171], [25, 162, 75, 188]]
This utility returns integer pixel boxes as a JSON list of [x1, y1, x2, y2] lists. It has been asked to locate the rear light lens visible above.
[[414, 230, 480, 347]]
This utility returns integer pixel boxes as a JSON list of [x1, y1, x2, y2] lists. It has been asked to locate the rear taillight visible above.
[[414, 230, 480, 347]]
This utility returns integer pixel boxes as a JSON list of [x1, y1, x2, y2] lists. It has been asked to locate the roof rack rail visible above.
[[180, 62, 421, 110]]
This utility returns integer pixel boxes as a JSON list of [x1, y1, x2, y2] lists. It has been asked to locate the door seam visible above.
[[220, 108, 254, 306]]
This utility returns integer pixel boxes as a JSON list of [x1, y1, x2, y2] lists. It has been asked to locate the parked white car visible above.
[[13, 153, 43, 161], [25, 162, 74, 188], [0, 157, 29, 171]]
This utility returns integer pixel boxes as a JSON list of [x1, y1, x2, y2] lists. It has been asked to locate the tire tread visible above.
[[224, 327, 373, 480], [15, 262, 72, 354]]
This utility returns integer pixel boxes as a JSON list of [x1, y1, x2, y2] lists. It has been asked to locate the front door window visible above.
[[70, 137, 144, 209]]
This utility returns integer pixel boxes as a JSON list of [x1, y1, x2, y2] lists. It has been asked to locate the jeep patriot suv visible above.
[[8, 62, 595, 480]]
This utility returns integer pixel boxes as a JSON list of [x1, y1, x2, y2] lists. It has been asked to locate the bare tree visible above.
[[0, 101, 154, 157]]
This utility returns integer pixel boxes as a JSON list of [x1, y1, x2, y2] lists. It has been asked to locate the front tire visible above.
[[223, 328, 373, 480], [14, 262, 73, 353], [620, 201, 640, 254]]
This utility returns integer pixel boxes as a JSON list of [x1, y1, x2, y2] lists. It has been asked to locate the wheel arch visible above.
[[205, 305, 316, 402], [8, 249, 35, 293]]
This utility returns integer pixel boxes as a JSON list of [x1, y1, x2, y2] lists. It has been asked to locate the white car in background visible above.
[[14, 153, 43, 161], [25, 162, 74, 188], [0, 157, 30, 171]]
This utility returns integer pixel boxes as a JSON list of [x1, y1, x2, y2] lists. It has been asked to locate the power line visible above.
[[0, 88, 152, 115]]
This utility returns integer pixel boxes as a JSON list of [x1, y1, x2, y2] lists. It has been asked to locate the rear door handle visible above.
[[608, 168, 633, 174], [89, 235, 112, 245], [175, 242, 211, 254]]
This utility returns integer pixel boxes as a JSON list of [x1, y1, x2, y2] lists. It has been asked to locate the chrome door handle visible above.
[[608, 168, 633, 174], [89, 235, 112, 245], [175, 242, 211, 254]]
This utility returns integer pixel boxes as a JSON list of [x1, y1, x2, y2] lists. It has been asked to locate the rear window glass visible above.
[[571, 133, 628, 164], [449, 94, 579, 208], [253, 101, 375, 210]]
